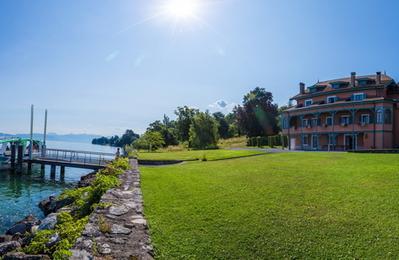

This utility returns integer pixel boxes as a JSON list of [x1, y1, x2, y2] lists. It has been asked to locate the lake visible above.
[[0, 140, 117, 233]]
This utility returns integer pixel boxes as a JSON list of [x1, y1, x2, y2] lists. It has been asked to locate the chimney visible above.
[[376, 71, 382, 85], [299, 82, 305, 94], [351, 72, 356, 87]]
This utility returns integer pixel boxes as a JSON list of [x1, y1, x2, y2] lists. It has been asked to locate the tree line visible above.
[[92, 87, 282, 150]]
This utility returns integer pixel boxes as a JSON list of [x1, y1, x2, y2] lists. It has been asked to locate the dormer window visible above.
[[305, 99, 313, 107], [353, 93, 366, 101], [327, 96, 337, 104]]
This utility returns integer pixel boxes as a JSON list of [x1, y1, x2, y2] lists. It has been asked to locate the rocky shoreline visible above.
[[0, 170, 97, 259]]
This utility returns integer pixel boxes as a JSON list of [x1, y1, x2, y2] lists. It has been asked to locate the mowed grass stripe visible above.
[[141, 152, 399, 259]]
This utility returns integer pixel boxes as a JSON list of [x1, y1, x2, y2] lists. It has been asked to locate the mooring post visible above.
[[27, 162, 32, 171], [10, 144, 16, 168], [41, 164, 45, 171], [50, 165, 56, 179], [60, 166, 65, 181], [17, 145, 23, 167]]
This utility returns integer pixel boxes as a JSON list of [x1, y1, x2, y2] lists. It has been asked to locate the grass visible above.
[[138, 149, 266, 161], [141, 152, 399, 259]]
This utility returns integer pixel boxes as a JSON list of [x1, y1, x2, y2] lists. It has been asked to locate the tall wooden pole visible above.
[[29, 104, 34, 160], [42, 109, 48, 157]]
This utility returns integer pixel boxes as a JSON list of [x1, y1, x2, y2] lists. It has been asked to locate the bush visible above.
[[246, 135, 288, 148]]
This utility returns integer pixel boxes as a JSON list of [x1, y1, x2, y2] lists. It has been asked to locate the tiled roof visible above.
[[292, 74, 395, 99]]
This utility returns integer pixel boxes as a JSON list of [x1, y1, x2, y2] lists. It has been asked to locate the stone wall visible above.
[[71, 159, 153, 260]]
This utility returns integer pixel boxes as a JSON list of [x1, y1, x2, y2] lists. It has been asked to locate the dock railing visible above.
[[37, 148, 116, 166]]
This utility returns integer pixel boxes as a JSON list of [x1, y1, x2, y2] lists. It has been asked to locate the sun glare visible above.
[[164, 0, 200, 20]]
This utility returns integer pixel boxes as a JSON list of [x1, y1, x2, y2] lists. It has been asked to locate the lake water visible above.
[[0, 141, 117, 233]]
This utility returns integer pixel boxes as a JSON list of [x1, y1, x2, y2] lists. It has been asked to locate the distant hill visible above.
[[0, 132, 102, 143]]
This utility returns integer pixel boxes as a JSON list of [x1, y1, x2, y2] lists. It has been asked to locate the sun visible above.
[[164, 0, 200, 19]]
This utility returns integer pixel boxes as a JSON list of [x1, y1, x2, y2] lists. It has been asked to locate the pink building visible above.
[[282, 72, 399, 151]]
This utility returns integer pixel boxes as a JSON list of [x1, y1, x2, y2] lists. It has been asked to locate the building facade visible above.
[[282, 72, 399, 151]]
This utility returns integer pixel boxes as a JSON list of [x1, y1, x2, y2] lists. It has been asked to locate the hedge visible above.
[[246, 135, 288, 148]]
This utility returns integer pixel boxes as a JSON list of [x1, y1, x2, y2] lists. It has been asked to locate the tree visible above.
[[133, 131, 165, 151], [213, 112, 229, 139], [147, 116, 178, 147], [117, 130, 140, 147], [175, 106, 199, 142], [235, 87, 279, 137], [189, 111, 219, 149]]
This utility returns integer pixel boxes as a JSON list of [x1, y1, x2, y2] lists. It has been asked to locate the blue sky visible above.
[[1, 0, 398, 135]]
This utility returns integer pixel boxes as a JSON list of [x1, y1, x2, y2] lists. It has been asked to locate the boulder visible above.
[[6, 215, 40, 236], [0, 241, 21, 256], [45, 233, 60, 248], [38, 213, 58, 231], [78, 172, 97, 187], [38, 196, 74, 215], [3, 252, 51, 260], [0, 235, 12, 243]]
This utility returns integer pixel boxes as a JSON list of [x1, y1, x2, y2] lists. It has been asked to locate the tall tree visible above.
[[189, 111, 219, 149], [213, 112, 229, 139], [117, 130, 140, 147], [235, 87, 279, 137], [175, 106, 199, 142]]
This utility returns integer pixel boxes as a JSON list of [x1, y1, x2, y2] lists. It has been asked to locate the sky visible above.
[[1, 0, 399, 136]]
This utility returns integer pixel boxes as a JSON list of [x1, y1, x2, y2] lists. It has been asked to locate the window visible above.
[[360, 114, 370, 125], [340, 115, 351, 125], [376, 110, 384, 124], [328, 134, 335, 145], [327, 96, 337, 104], [353, 93, 366, 101], [302, 119, 309, 127], [311, 118, 318, 127], [303, 135, 309, 145], [305, 99, 313, 107], [385, 109, 392, 124], [326, 116, 333, 126]]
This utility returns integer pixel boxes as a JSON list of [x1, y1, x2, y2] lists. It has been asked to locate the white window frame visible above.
[[325, 116, 333, 126], [360, 114, 370, 125], [303, 135, 309, 146], [327, 96, 337, 104], [353, 93, 365, 101], [302, 119, 309, 127], [341, 115, 350, 125], [376, 110, 384, 124], [311, 135, 318, 149], [304, 99, 313, 107], [311, 117, 318, 127]]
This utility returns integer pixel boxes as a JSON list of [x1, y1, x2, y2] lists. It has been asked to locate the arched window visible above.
[[376, 109, 384, 124], [384, 109, 392, 124]]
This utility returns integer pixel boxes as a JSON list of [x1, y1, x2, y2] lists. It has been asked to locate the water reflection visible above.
[[0, 163, 91, 233]]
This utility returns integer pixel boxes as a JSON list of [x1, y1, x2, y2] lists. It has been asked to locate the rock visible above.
[[6, 215, 40, 236], [0, 235, 12, 243], [70, 249, 93, 260], [38, 196, 73, 215], [3, 252, 51, 260], [38, 213, 58, 231], [0, 241, 21, 256], [111, 224, 131, 235], [99, 243, 111, 254], [45, 233, 60, 248], [108, 205, 130, 216], [78, 172, 97, 187]]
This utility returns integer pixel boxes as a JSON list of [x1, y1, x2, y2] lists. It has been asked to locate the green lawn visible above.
[[137, 149, 266, 161], [141, 152, 399, 259]]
